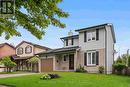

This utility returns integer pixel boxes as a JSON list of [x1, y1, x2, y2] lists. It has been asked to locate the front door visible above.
[[69, 54, 74, 70]]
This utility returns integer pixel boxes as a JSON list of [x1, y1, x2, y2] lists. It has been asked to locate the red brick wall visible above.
[[0, 45, 15, 58]]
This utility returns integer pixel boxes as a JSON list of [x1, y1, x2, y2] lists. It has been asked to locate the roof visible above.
[[75, 23, 109, 32], [60, 35, 79, 40], [75, 23, 116, 43], [38, 46, 79, 55], [16, 41, 51, 50], [0, 43, 15, 49], [12, 55, 32, 60]]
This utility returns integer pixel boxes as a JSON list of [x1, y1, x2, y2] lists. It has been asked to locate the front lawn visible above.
[[0, 72, 130, 87]]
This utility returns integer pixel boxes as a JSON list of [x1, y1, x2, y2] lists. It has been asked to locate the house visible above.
[[38, 23, 116, 74], [13, 41, 51, 72], [0, 43, 15, 72]]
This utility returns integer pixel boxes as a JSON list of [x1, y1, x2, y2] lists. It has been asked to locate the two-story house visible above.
[[0, 43, 15, 72], [13, 41, 51, 72], [38, 23, 116, 74]]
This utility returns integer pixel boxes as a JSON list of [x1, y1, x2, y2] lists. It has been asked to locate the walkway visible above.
[[0, 73, 36, 78]]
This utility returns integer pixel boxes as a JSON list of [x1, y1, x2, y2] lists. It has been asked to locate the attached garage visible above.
[[41, 58, 53, 72]]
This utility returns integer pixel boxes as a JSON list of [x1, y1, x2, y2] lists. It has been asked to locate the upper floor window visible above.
[[17, 47, 23, 55], [66, 38, 74, 46], [25, 45, 32, 54], [84, 29, 99, 42], [87, 31, 96, 41]]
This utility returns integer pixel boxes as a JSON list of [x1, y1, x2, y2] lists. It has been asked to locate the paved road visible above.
[[0, 73, 36, 78]]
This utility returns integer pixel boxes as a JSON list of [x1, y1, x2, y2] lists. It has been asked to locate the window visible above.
[[87, 51, 96, 65], [87, 31, 96, 41], [17, 47, 23, 55], [25, 46, 32, 54], [63, 55, 68, 61]]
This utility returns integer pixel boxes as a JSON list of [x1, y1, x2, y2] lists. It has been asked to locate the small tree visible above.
[[115, 57, 124, 64], [121, 54, 128, 65], [1, 56, 16, 72], [28, 56, 39, 72]]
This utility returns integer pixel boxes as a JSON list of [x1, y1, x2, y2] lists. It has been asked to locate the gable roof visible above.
[[0, 43, 15, 49], [75, 23, 109, 32], [16, 41, 51, 50], [60, 35, 79, 40], [38, 46, 79, 55], [75, 23, 116, 43]]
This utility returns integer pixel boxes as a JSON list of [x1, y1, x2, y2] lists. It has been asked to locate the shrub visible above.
[[76, 65, 87, 73], [113, 63, 126, 74], [48, 74, 60, 79], [98, 66, 104, 74], [127, 67, 130, 76], [128, 56, 130, 67], [40, 74, 60, 80], [40, 74, 51, 80]]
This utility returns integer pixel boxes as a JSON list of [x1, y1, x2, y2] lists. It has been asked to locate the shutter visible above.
[[96, 51, 99, 65], [96, 29, 99, 40], [84, 31, 87, 42], [66, 39, 68, 46], [71, 38, 74, 45], [84, 52, 87, 66]]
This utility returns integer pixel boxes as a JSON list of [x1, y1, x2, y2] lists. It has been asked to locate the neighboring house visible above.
[[38, 23, 116, 74], [0, 43, 15, 72], [13, 41, 51, 72]]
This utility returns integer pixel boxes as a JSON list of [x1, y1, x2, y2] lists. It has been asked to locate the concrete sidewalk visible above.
[[0, 73, 36, 78]]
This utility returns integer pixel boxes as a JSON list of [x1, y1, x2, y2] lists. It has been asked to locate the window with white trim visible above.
[[87, 51, 96, 65], [17, 47, 23, 55], [87, 31, 96, 41], [25, 45, 32, 54]]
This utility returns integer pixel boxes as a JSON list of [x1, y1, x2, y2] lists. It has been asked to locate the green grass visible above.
[[0, 72, 130, 87]]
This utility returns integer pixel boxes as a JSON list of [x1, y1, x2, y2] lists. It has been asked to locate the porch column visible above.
[[38, 59, 41, 73], [74, 50, 78, 70], [53, 56, 56, 71]]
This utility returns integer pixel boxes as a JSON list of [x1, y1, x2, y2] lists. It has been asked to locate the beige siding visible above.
[[16, 42, 34, 57], [34, 47, 46, 54], [55, 55, 69, 71], [79, 29, 105, 50]]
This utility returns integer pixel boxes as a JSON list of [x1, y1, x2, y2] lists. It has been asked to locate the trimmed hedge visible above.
[[76, 65, 87, 73]]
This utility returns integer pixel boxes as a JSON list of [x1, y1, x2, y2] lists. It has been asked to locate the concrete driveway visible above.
[[0, 73, 36, 78]]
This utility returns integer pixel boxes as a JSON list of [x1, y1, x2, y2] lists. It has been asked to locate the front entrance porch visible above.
[[38, 46, 80, 72], [54, 53, 75, 71]]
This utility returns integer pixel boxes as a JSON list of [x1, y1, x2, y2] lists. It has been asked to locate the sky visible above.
[[0, 0, 130, 57]]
